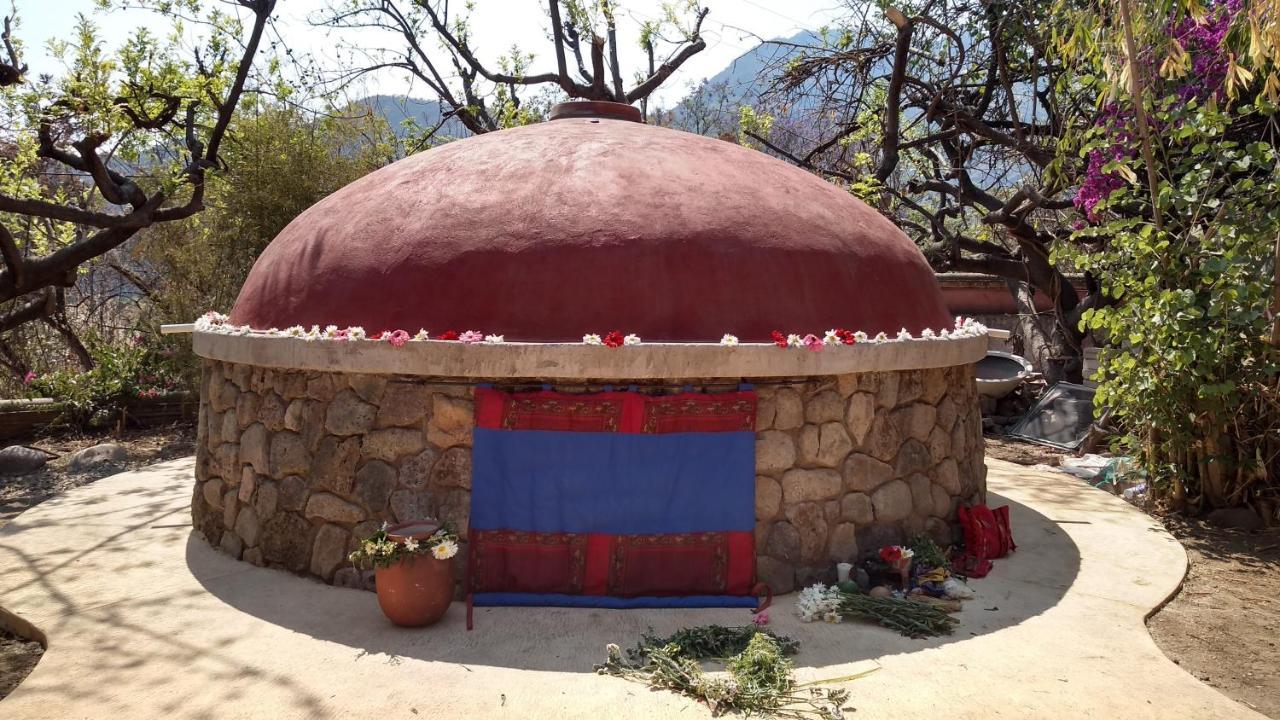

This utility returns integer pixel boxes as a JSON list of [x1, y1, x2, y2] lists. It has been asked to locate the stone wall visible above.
[[752, 365, 983, 592], [192, 361, 983, 593], [192, 362, 476, 590]]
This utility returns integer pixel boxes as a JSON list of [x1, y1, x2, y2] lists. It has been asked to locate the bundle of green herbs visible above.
[[907, 535, 947, 569], [838, 593, 958, 639], [598, 625, 848, 719], [799, 584, 958, 638]]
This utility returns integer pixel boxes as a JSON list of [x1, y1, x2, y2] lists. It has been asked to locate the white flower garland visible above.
[[193, 311, 988, 349]]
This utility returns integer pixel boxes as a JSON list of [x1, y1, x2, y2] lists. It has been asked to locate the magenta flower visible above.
[[458, 330, 484, 344], [802, 333, 824, 352], [753, 610, 770, 626], [22, 370, 36, 385], [387, 330, 410, 347]]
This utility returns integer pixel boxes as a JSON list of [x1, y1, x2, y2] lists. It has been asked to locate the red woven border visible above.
[[475, 388, 756, 434], [469, 529, 587, 594], [468, 529, 755, 597], [475, 388, 635, 432], [641, 391, 757, 434]]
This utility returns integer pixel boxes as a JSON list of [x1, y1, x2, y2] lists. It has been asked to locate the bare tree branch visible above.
[[626, 7, 708, 104], [0, 0, 277, 321], [0, 10, 25, 86]]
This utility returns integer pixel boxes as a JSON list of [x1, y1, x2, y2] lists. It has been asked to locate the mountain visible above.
[[660, 29, 823, 136], [355, 30, 818, 139], [358, 94, 471, 139], [701, 29, 820, 104]]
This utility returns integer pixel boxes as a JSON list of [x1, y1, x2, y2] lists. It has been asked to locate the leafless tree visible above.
[[313, 0, 710, 134], [748, 0, 1100, 382]]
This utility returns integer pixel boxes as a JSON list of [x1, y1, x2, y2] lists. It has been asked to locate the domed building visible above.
[[189, 101, 987, 598]]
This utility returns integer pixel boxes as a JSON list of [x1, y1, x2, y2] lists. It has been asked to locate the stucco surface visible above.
[[230, 115, 951, 341], [0, 458, 1257, 719]]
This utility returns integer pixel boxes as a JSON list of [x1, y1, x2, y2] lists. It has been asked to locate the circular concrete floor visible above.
[[0, 458, 1260, 719]]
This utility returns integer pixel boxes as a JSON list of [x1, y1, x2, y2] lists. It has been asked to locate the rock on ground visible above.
[[0, 446, 52, 476], [66, 444, 128, 472]]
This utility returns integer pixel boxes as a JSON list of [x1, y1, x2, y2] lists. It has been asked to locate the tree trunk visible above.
[[1005, 279, 1082, 385], [42, 315, 94, 371]]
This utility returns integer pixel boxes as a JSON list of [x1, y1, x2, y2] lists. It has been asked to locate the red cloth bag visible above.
[[956, 504, 1016, 577]]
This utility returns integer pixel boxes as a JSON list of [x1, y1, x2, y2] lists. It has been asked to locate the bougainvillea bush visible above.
[[26, 333, 187, 428], [1055, 0, 1280, 511]]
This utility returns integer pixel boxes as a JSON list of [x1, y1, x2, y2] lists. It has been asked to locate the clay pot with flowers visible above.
[[347, 521, 460, 627]]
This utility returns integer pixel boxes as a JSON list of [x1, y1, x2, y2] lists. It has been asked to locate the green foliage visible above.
[[1054, 89, 1280, 509], [346, 523, 460, 568], [26, 333, 185, 427], [627, 624, 799, 663], [0, 0, 275, 393], [736, 106, 774, 147], [907, 535, 946, 568], [834, 591, 959, 638], [137, 100, 394, 329], [598, 627, 848, 719]]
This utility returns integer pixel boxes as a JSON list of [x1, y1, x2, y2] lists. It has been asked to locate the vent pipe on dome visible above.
[[548, 101, 643, 123]]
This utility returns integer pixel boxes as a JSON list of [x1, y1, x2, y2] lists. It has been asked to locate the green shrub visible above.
[[26, 333, 187, 427]]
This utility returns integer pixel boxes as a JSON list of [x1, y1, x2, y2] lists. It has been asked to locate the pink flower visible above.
[[22, 371, 36, 385], [753, 610, 770, 626], [802, 333, 824, 352], [387, 330, 410, 347], [458, 330, 484, 344]]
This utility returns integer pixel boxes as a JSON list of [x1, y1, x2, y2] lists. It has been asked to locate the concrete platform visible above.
[[0, 458, 1259, 719]]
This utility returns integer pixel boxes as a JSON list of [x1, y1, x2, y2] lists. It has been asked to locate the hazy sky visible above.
[[10, 0, 845, 106]]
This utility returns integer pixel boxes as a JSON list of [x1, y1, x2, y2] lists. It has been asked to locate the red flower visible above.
[[603, 331, 625, 348], [835, 328, 856, 345], [771, 330, 788, 348], [879, 546, 903, 563], [439, 330, 460, 341]]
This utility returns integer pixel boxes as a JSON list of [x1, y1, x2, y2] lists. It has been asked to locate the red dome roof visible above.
[[231, 106, 950, 342]]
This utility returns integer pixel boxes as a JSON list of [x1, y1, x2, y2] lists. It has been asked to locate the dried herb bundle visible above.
[[628, 624, 799, 664], [598, 626, 848, 719]]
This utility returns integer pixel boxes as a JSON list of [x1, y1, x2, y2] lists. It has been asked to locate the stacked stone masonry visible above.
[[192, 361, 985, 595]]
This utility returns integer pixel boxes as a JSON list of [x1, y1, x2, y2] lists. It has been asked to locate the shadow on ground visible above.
[[186, 486, 1081, 673]]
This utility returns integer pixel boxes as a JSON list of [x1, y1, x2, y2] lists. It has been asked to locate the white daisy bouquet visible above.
[[796, 583, 844, 624], [347, 522, 460, 568]]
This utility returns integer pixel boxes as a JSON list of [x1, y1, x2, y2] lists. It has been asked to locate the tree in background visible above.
[[744, 1, 1097, 383], [136, 101, 395, 343], [0, 0, 277, 385], [653, 78, 738, 137], [1054, 0, 1280, 513], [312, 0, 710, 133]]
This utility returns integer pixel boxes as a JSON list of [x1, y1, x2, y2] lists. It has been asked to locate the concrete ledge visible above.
[[191, 331, 988, 379]]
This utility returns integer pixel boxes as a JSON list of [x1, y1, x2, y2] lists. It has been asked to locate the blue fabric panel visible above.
[[472, 592, 759, 609], [470, 428, 755, 534]]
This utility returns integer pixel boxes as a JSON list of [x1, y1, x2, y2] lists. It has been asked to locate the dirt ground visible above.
[[984, 436, 1067, 467], [0, 629, 42, 701], [1146, 516, 1280, 718]]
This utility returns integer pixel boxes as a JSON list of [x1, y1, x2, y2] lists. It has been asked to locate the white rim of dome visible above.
[[191, 329, 988, 379]]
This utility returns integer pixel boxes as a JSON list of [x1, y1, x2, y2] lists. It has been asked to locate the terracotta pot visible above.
[[373, 522, 454, 627]]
